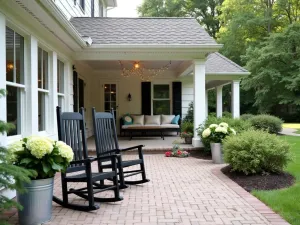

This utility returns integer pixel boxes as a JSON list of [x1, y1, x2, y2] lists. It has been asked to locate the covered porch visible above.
[[70, 18, 249, 147]]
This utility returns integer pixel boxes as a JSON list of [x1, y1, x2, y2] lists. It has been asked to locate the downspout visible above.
[[91, 0, 95, 17]]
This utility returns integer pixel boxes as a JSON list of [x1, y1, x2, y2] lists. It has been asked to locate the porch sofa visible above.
[[120, 115, 181, 140]]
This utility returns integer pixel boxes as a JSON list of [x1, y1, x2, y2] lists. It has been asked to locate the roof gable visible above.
[[206, 53, 249, 74], [70, 17, 217, 45]]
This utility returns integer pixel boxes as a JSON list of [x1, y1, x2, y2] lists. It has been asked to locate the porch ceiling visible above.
[[80, 60, 184, 71]]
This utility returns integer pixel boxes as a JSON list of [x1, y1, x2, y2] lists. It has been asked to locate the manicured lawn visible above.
[[252, 136, 300, 225], [282, 123, 300, 129]]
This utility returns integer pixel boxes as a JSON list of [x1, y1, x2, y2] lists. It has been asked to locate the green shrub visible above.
[[223, 129, 292, 175], [182, 101, 193, 123], [222, 111, 232, 118], [240, 113, 255, 121], [249, 114, 283, 134], [181, 121, 193, 138], [197, 116, 252, 152]]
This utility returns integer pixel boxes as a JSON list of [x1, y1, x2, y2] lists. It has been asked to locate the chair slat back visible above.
[[57, 106, 88, 168], [92, 108, 119, 159]]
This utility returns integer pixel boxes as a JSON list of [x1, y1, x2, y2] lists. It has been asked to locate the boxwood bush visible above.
[[223, 130, 292, 175], [240, 113, 255, 121], [249, 114, 283, 134]]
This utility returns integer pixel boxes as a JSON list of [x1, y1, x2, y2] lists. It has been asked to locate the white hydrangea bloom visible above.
[[202, 128, 211, 138], [26, 137, 53, 159], [215, 126, 228, 134], [230, 128, 236, 135], [219, 122, 229, 128], [56, 141, 74, 162], [209, 124, 218, 128], [8, 141, 24, 153]]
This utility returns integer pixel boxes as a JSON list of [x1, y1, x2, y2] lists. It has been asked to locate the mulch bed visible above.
[[189, 150, 212, 160], [221, 165, 295, 192]]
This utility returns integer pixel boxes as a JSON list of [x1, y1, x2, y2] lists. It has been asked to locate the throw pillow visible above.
[[132, 115, 144, 125], [123, 114, 133, 125], [171, 115, 180, 124], [161, 115, 175, 124], [145, 115, 161, 125]]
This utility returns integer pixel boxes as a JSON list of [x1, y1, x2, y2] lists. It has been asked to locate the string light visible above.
[[119, 61, 171, 81]]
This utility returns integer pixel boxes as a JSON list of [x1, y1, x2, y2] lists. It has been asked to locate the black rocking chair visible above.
[[92, 108, 150, 189], [53, 106, 123, 212]]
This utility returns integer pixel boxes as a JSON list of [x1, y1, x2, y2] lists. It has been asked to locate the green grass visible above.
[[252, 136, 300, 225]]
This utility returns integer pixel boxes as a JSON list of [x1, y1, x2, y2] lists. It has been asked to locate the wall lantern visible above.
[[127, 93, 132, 101]]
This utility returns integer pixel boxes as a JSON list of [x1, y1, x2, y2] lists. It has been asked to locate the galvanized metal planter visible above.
[[17, 177, 54, 225], [210, 143, 224, 164]]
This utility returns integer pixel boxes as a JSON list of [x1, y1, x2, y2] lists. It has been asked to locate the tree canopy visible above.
[[137, 0, 300, 119]]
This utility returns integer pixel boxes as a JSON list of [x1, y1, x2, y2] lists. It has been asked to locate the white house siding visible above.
[[0, 8, 74, 145], [54, 0, 105, 20], [180, 76, 194, 119]]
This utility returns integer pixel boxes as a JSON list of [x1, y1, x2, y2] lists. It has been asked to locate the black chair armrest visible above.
[[69, 158, 94, 165], [97, 149, 120, 155], [120, 145, 144, 152], [90, 154, 119, 162]]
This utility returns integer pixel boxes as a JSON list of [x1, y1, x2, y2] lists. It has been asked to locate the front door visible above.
[[104, 83, 118, 121]]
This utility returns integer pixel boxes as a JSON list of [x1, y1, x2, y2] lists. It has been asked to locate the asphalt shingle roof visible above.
[[70, 17, 217, 45], [206, 52, 249, 74]]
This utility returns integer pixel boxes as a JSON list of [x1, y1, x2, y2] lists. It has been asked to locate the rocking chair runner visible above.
[[53, 107, 123, 212], [92, 108, 150, 189]]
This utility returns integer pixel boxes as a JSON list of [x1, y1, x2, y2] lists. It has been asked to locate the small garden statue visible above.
[[165, 145, 190, 158]]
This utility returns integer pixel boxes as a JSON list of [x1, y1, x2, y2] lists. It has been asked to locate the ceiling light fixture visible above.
[[119, 61, 171, 81]]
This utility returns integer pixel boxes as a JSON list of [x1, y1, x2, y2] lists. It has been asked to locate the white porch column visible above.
[[231, 80, 240, 118], [24, 36, 39, 136], [216, 86, 223, 117], [192, 59, 206, 147], [49, 51, 58, 134], [205, 90, 208, 117], [0, 12, 7, 145]]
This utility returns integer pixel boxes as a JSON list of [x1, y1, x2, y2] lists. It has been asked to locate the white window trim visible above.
[[5, 27, 26, 138], [38, 88, 49, 93], [57, 93, 65, 97], [151, 83, 172, 115]]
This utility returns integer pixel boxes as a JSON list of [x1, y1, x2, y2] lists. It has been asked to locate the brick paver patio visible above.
[[4, 154, 289, 225]]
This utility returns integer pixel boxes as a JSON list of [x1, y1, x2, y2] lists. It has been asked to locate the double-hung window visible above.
[[38, 47, 49, 132], [152, 84, 171, 115], [6, 27, 25, 136], [57, 59, 65, 109]]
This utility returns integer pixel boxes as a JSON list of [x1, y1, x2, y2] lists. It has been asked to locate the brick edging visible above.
[[211, 167, 291, 225]]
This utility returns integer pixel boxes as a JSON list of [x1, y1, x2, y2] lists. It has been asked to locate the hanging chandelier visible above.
[[119, 61, 171, 81]]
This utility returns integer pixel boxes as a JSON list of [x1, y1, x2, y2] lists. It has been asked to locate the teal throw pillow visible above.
[[171, 115, 180, 124], [123, 114, 133, 125]]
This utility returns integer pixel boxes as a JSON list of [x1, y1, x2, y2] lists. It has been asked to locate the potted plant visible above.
[[200, 122, 236, 164], [180, 121, 194, 144], [8, 136, 74, 225]]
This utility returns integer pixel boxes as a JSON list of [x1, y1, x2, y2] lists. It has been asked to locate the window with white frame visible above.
[[152, 84, 171, 115], [38, 47, 49, 131], [6, 27, 25, 136], [57, 59, 64, 109]]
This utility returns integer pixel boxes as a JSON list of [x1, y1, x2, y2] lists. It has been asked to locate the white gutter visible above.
[[39, 0, 87, 48], [89, 44, 223, 50], [206, 72, 251, 76]]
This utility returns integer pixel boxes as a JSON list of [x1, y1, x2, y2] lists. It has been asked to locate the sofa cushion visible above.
[[171, 115, 180, 124], [145, 115, 161, 125], [161, 115, 175, 124], [132, 115, 144, 125], [122, 124, 144, 129], [161, 124, 180, 128], [122, 114, 133, 125]]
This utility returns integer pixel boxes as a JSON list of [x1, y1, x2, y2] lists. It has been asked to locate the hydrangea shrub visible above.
[[8, 136, 74, 179], [201, 122, 236, 143]]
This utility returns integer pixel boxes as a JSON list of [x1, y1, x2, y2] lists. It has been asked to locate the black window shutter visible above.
[[78, 78, 84, 109], [73, 69, 78, 112], [141, 82, 151, 115], [172, 82, 182, 117]]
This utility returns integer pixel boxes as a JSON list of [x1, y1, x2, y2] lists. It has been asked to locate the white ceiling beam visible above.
[[176, 61, 194, 77]]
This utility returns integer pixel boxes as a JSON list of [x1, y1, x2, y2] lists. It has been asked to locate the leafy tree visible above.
[[242, 22, 300, 112], [183, 101, 193, 123], [0, 90, 35, 225], [137, 0, 186, 17], [137, 0, 224, 38]]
